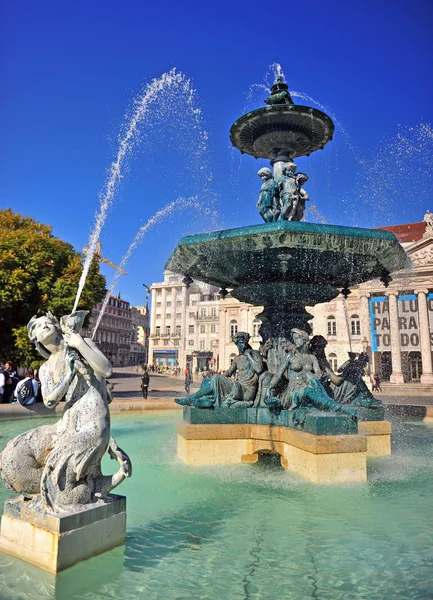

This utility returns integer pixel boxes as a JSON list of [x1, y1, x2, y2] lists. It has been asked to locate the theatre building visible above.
[[310, 215, 433, 388]]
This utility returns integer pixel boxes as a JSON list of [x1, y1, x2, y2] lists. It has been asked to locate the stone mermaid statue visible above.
[[0, 311, 132, 512]]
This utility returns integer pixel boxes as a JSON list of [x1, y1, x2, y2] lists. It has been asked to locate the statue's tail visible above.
[[94, 438, 132, 495]]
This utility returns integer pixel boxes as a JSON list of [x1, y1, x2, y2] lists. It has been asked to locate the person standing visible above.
[[3, 361, 18, 403], [141, 370, 150, 399], [0, 367, 5, 404], [14, 369, 39, 405]]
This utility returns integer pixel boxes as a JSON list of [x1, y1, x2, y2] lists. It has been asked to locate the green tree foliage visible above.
[[0, 209, 106, 366]]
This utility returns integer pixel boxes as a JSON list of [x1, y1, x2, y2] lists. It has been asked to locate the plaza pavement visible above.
[[0, 366, 432, 421]]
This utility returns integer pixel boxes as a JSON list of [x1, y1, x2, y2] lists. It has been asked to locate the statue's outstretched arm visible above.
[[312, 356, 322, 377], [224, 361, 237, 377], [68, 333, 112, 379]]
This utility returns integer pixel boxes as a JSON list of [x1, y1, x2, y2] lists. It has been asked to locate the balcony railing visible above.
[[196, 315, 218, 321]]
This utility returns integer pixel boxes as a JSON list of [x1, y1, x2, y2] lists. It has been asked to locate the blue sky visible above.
[[1, 0, 432, 306]]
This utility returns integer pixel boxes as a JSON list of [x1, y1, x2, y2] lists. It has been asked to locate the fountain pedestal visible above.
[[177, 421, 368, 484], [0, 494, 126, 573], [177, 407, 391, 482]]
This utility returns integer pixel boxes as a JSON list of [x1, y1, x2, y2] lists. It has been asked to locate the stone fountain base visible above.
[[0, 494, 126, 573], [177, 408, 392, 484]]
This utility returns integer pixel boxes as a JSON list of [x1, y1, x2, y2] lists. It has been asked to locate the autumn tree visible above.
[[0, 209, 106, 366]]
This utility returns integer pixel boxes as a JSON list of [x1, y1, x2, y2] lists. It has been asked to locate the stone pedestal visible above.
[[177, 422, 368, 484], [358, 420, 392, 456], [0, 494, 126, 573]]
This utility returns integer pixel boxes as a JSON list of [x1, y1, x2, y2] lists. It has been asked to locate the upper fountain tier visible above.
[[230, 77, 334, 160]]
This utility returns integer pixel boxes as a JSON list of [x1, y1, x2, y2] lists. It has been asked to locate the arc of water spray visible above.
[[72, 68, 205, 313], [91, 196, 205, 339]]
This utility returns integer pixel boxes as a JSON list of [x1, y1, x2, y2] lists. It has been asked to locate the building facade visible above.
[[310, 217, 433, 385], [148, 271, 220, 371], [130, 305, 150, 365], [85, 294, 133, 367]]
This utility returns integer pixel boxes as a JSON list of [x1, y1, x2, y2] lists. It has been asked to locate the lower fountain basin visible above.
[[0, 414, 432, 599], [166, 221, 410, 305]]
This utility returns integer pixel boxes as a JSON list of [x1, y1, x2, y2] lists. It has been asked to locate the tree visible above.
[[0, 209, 106, 366]]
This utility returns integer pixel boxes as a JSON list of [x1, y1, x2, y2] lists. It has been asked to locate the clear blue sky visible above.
[[1, 0, 432, 306]]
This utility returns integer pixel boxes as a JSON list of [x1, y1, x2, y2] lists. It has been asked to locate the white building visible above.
[[148, 271, 219, 371]]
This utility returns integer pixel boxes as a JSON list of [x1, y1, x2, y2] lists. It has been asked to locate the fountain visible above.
[[168, 76, 410, 483]]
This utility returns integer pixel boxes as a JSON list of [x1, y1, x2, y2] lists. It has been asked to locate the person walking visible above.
[[184, 367, 192, 394], [141, 370, 150, 399], [375, 374, 382, 392]]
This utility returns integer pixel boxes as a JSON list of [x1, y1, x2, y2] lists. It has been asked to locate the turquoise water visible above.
[[0, 413, 432, 600]]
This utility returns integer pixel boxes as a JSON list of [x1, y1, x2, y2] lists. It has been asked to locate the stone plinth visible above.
[[0, 494, 126, 573], [177, 422, 368, 484], [358, 420, 392, 456]]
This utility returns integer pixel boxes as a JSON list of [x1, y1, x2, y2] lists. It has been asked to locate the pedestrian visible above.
[[184, 367, 192, 394], [370, 373, 376, 392], [0, 366, 5, 404], [13, 369, 39, 406], [141, 370, 150, 399], [375, 374, 382, 392], [3, 361, 18, 403]]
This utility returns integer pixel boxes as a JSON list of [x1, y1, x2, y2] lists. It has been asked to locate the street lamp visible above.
[[142, 284, 151, 300]]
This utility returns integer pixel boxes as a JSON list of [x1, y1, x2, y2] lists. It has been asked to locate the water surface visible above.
[[0, 413, 432, 600]]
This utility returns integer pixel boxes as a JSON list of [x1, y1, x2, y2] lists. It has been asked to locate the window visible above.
[[211, 307, 217, 318], [166, 314, 171, 320], [253, 320, 260, 337], [200, 308, 206, 318], [211, 324, 216, 333], [165, 326, 170, 335], [230, 320, 238, 338], [351, 315, 361, 336], [200, 340, 205, 351], [166, 301, 172, 308], [155, 326, 161, 336], [156, 290, 162, 296], [200, 324, 206, 333], [177, 301, 182, 307], [174, 339, 179, 346], [188, 340, 194, 347], [176, 325, 181, 335], [156, 302, 161, 308], [154, 339, 159, 346], [156, 314, 161, 320], [176, 312, 182, 319], [191, 301, 197, 306], [327, 316, 337, 336], [328, 353, 338, 372], [189, 312, 195, 319], [189, 325, 194, 334]]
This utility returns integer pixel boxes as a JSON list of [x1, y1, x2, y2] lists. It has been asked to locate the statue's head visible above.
[[27, 312, 63, 358], [291, 328, 309, 349], [258, 167, 272, 181], [296, 173, 308, 185], [309, 335, 327, 354], [348, 352, 358, 361], [232, 331, 251, 353], [358, 352, 369, 366], [282, 162, 297, 176]]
